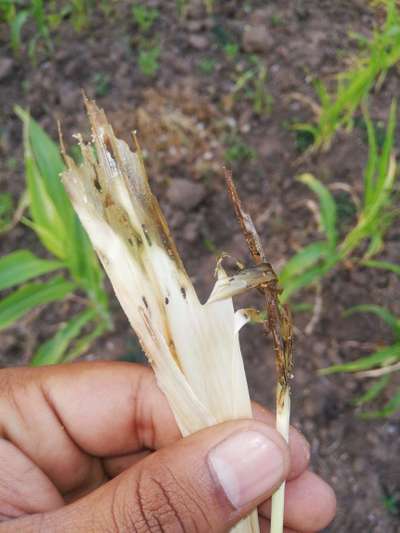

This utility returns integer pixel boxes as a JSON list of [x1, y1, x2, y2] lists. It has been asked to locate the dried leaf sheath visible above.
[[223, 169, 294, 533], [61, 100, 260, 533]]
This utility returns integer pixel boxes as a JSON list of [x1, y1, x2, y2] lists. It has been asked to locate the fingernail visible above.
[[208, 430, 285, 509]]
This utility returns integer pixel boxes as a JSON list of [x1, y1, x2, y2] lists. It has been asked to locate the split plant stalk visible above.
[[224, 171, 294, 533], [60, 98, 291, 533]]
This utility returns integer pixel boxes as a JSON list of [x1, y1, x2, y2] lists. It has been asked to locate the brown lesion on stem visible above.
[[224, 168, 294, 408]]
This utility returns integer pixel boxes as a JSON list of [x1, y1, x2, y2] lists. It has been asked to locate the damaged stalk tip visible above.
[[224, 169, 294, 533]]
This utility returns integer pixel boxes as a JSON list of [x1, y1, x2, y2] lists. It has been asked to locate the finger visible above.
[[0, 439, 63, 520], [9, 419, 291, 533], [103, 402, 311, 482], [252, 403, 310, 480], [259, 470, 336, 532], [0, 362, 179, 493], [0, 362, 308, 499]]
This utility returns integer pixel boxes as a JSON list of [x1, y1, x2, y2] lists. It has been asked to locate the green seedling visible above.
[[132, 4, 159, 33], [198, 57, 217, 75], [280, 101, 398, 302], [296, 0, 400, 150], [382, 485, 400, 517], [0, 1, 29, 56], [0, 0, 95, 60], [223, 41, 239, 60], [70, 0, 91, 31], [232, 59, 272, 116], [224, 134, 256, 164], [0, 107, 112, 365], [138, 44, 161, 76], [270, 14, 284, 27], [320, 259, 400, 417]]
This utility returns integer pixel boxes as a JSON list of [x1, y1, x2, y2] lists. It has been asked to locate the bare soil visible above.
[[0, 1, 399, 531]]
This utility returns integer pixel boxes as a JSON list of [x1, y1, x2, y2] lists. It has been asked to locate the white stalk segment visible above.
[[60, 100, 275, 533]]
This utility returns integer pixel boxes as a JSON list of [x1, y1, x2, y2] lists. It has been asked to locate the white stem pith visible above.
[[270, 385, 291, 533]]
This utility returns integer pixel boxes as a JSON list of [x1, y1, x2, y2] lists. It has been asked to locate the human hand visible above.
[[0, 362, 335, 532]]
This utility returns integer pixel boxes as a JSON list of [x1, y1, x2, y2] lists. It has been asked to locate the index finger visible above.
[[0, 361, 180, 459], [0, 361, 310, 496]]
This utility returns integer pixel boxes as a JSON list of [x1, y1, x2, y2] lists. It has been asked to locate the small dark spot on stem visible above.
[[180, 287, 187, 299], [128, 238, 134, 246], [165, 296, 169, 305], [142, 296, 149, 309], [141, 224, 152, 246], [136, 235, 143, 246], [93, 171, 102, 192]]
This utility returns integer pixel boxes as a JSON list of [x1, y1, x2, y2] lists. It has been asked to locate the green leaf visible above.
[[344, 304, 400, 338], [15, 107, 105, 293], [362, 259, 400, 276], [22, 218, 66, 260], [63, 321, 107, 362], [31, 308, 97, 366], [298, 173, 337, 248], [314, 79, 331, 108], [280, 257, 337, 303], [291, 302, 314, 313], [18, 112, 68, 259], [361, 387, 400, 418], [0, 250, 63, 291], [376, 99, 396, 198], [279, 241, 330, 285], [10, 10, 29, 54], [0, 276, 75, 331], [320, 343, 400, 374], [15, 107, 72, 219], [354, 374, 390, 406], [362, 102, 378, 208]]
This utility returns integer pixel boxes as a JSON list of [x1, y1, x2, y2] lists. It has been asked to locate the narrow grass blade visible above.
[[362, 259, 400, 276], [0, 276, 75, 330], [281, 263, 332, 303], [10, 10, 29, 55], [362, 102, 378, 207], [63, 321, 107, 362], [279, 241, 329, 285], [354, 374, 391, 406], [320, 343, 400, 374], [344, 304, 400, 338], [0, 250, 62, 291], [376, 100, 396, 199], [361, 387, 400, 418], [31, 307, 97, 366], [298, 174, 337, 248]]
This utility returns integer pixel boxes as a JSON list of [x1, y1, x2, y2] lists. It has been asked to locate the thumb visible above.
[[24, 420, 290, 532]]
